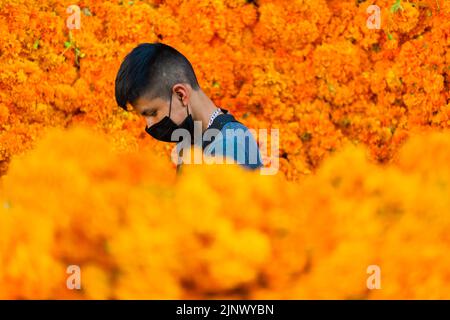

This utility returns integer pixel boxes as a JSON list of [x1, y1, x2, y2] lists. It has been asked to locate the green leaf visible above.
[[390, 0, 403, 13], [300, 132, 312, 142], [389, 125, 397, 135], [340, 118, 351, 128], [327, 82, 336, 94], [64, 41, 72, 48], [82, 7, 92, 16], [371, 43, 381, 53], [387, 33, 394, 40], [33, 39, 40, 49]]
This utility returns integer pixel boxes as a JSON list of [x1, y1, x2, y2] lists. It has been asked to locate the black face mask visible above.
[[145, 93, 194, 143]]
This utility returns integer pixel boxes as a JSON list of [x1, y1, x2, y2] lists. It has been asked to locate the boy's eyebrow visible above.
[[140, 106, 156, 116]]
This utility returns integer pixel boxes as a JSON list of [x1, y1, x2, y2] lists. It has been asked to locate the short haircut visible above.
[[115, 42, 201, 110]]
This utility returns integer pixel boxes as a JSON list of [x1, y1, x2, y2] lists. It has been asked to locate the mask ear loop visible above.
[[179, 93, 189, 116], [168, 93, 173, 118]]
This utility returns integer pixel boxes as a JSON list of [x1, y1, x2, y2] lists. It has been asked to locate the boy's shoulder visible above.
[[221, 121, 250, 132]]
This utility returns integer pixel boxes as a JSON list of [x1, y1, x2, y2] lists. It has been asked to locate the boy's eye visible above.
[[143, 110, 156, 117]]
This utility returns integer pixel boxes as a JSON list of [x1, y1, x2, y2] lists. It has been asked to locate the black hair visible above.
[[115, 42, 201, 110]]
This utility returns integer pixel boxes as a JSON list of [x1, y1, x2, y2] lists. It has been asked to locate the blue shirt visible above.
[[203, 121, 263, 170]]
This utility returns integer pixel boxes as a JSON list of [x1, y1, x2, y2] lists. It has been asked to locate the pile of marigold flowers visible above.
[[1, 126, 450, 299], [0, 0, 449, 179]]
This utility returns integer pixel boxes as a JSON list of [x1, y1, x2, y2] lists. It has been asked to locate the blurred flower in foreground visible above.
[[1, 126, 450, 299]]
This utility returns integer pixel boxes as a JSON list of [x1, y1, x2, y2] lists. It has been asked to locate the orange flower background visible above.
[[0, 0, 448, 178], [0, 0, 449, 299]]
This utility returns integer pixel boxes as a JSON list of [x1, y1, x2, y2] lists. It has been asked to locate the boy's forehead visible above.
[[133, 96, 166, 112]]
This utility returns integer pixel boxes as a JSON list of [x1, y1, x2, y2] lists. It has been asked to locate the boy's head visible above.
[[115, 42, 201, 128]]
